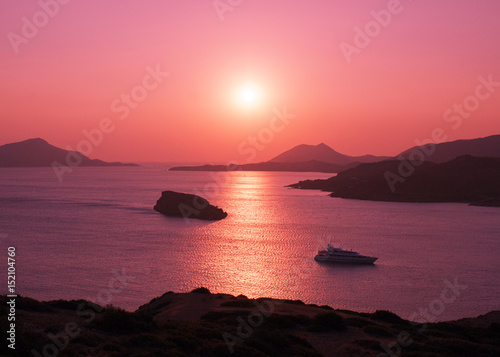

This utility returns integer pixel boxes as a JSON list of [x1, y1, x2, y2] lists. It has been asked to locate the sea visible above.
[[0, 165, 499, 321]]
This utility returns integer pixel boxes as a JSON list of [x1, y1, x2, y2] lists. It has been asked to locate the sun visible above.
[[236, 83, 262, 108]]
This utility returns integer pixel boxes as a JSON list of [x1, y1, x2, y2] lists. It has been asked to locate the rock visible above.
[[154, 191, 227, 220]]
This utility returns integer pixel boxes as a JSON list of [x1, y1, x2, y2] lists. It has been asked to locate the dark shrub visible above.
[[248, 330, 321, 356], [18, 296, 53, 312], [92, 306, 153, 334], [424, 338, 500, 356], [200, 342, 266, 357], [43, 324, 64, 334], [71, 330, 102, 347], [195, 326, 223, 339], [338, 309, 364, 316], [489, 322, 500, 333], [201, 310, 248, 322], [285, 299, 305, 306], [12, 331, 48, 356], [308, 312, 346, 332], [247, 329, 292, 355], [220, 300, 255, 308], [354, 339, 384, 351], [139, 291, 174, 309], [191, 287, 211, 294], [101, 341, 125, 352], [163, 329, 200, 352], [126, 333, 170, 349], [345, 317, 377, 328], [47, 299, 89, 310], [264, 314, 296, 329], [151, 299, 172, 311], [288, 314, 313, 326], [363, 325, 394, 337], [372, 310, 405, 324]]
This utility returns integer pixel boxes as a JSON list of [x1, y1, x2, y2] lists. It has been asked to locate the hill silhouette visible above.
[[270, 143, 389, 165], [170, 143, 388, 173], [397, 134, 500, 163], [289, 155, 500, 205], [0, 138, 136, 167]]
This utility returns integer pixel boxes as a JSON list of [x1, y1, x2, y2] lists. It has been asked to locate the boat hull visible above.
[[314, 255, 378, 264]]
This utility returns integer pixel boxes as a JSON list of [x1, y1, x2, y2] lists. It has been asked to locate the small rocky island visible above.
[[154, 191, 227, 220]]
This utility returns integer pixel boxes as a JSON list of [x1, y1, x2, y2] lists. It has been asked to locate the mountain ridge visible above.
[[169, 143, 389, 172], [269, 143, 390, 165], [0, 138, 137, 167], [397, 134, 500, 163], [288, 155, 500, 205]]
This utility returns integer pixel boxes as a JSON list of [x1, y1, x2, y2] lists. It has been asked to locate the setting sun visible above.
[[236, 83, 262, 108]]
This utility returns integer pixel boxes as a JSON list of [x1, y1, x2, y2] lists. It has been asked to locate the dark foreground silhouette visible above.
[[3, 290, 499, 356]]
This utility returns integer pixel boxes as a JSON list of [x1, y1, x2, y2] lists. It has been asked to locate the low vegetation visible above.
[[1, 293, 499, 356]]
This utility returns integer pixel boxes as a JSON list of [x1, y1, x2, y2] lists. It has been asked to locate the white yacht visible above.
[[314, 244, 378, 264]]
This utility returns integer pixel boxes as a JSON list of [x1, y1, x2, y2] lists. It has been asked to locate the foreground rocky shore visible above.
[[1, 289, 499, 356]]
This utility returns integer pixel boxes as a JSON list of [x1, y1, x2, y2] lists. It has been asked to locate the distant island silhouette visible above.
[[269, 143, 389, 165], [0, 138, 137, 167], [170, 135, 500, 174], [170, 143, 389, 173], [170, 160, 358, 173], [289, 155, 500, 206]]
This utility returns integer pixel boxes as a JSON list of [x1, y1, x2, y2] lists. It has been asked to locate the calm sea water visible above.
[[0, 166, 499, 321]]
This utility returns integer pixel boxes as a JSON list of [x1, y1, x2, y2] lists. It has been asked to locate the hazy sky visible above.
[[1, 0, 499, 163]]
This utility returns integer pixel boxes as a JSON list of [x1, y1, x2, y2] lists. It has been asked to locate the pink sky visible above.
[[1, 0, 499, 163]]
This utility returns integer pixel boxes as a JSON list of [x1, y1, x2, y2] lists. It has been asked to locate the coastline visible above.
[[287, 156, 500, 206]]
